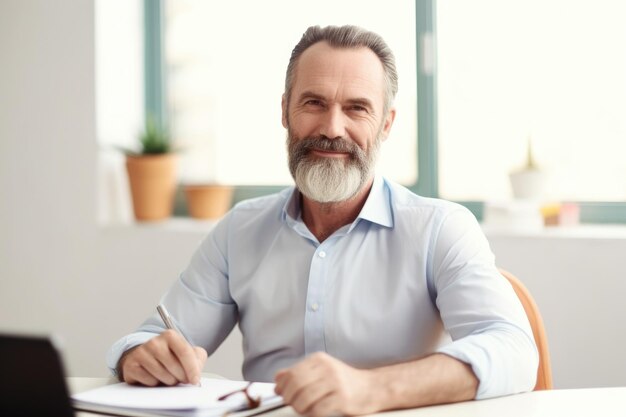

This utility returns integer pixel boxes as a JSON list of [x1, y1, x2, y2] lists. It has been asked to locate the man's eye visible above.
[[350, 105, 367, 112], [305, 100, 322, 106]]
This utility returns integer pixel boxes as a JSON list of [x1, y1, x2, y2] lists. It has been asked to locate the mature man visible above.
[[108, 25, 538, 417]]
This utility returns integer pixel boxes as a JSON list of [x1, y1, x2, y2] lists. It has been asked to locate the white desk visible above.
[[67, 378, 626, 417]]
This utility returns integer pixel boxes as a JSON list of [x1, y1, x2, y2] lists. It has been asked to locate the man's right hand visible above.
[[118, 329, 207, 386]]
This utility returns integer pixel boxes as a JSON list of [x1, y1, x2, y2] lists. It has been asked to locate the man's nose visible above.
[[319, 106, 347, 139]]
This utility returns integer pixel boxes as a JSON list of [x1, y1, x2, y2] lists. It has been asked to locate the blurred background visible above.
[[1, 0, 625, 389]]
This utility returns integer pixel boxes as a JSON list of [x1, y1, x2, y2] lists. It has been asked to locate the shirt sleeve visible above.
[[106, 212, 239, 376], [432, 207, 539, 399]]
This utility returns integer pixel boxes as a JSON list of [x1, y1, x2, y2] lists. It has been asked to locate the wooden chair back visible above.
[[500, 268, 554, 390]]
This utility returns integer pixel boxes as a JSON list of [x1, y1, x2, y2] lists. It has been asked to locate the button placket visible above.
[[303, 245, 331, 354]]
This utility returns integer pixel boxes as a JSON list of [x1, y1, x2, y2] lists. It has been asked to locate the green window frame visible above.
[[145, 0, 626, 223]]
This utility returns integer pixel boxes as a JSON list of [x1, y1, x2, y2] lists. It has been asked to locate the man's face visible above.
[[282, 42, 396, 203]]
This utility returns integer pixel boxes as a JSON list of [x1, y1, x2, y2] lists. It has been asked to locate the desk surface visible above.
[[67, 378, 626, 417]]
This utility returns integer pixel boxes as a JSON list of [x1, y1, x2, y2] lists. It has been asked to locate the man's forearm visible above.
[[275, 351, 478, 417], [369, 353, 479, 411]]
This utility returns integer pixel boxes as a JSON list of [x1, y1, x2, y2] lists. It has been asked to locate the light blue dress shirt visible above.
[[108, 176, 538, 399]]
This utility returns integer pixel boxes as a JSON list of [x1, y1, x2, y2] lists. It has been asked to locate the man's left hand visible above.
[[274, 352, 380, 417]]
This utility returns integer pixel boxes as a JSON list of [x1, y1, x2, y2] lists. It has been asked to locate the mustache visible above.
[[292, 136, 363, 157]]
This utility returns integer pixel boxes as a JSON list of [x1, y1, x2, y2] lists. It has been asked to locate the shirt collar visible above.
[[281, 175, 394, 229], [281, 186, 300, 224], [355, 175, 394, 228]]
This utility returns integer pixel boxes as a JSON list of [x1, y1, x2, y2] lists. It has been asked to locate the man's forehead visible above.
[[291, 42, 386, 102], [296, 42, 384, 75]]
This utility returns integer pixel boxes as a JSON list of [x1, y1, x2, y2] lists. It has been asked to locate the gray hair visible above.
[[284, 25, 398, 114]]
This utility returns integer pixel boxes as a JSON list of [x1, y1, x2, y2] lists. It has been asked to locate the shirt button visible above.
[[318, 251, 326, 258], [311, 303, 319, 311]]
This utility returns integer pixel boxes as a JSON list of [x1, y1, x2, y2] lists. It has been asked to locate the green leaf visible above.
[[139, 114, 171, 154]]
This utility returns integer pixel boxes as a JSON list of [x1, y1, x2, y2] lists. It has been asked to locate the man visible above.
[[108, 25, 538, 417]]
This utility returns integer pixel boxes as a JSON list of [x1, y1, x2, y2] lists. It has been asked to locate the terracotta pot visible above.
[[184, 185, 233, 220], [126, 154, 177, 221]]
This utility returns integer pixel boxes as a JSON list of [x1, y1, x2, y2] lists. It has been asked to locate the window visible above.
[[141, 0, 626, 223], [163, 0, 417, 185], [96, 0, 143, 151], [436, 0, 626, 203]]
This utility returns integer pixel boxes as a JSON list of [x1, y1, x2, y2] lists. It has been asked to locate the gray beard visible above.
[[294, 157, 365, 203], [287, 133, 380, 203]]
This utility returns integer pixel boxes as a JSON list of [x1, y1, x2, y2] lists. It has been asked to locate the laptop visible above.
[[0, 333, 74, 417]]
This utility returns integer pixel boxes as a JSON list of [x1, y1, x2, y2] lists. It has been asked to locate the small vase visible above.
[[509, 169, 547, 200], [184, 185, 233, 220]]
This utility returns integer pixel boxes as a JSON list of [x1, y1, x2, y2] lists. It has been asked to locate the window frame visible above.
[[145, 0, 626, 223]]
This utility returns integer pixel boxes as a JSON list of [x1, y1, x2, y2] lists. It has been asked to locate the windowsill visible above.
[[101, 217, 218, 234], [482, 223, 626, 239], [103, 216, 626, 240]]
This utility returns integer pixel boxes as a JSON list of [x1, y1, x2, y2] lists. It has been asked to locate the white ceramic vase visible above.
[[509, 169, 547, 200]]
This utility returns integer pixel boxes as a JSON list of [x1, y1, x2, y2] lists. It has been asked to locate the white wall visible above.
[[1, 0, 625, 391], [487, 231, 626, 389]]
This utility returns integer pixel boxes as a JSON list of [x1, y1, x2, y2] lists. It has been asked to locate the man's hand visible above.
[[274, 352, 479, 417], [118, 330, 207, 386], [274, 352, 380, 417]]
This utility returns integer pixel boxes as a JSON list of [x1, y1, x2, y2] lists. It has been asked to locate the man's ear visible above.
[[380, 107, 396, 141], [281, 94, 288, 128]]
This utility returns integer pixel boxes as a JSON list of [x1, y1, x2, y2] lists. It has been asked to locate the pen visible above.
[[156, 304, 201, 386], [156, 304, 192, 344]]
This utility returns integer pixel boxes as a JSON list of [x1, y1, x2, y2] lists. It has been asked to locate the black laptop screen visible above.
[[0, 334, 74, 417]]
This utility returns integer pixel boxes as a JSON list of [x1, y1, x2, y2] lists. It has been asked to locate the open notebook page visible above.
[[72, 377, 283, 417]]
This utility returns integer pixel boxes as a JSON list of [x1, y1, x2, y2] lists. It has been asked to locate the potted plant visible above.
[[509, 137, 547, 200], [122, 117, 177, 221]]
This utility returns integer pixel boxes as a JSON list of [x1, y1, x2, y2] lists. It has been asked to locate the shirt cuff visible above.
[[436, 327, 538, 399], [106, 331, 160, 376]]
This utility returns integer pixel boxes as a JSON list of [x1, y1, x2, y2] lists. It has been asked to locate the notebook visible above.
[[72, 377, 284, 417], [0, 333, 75, 417]]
